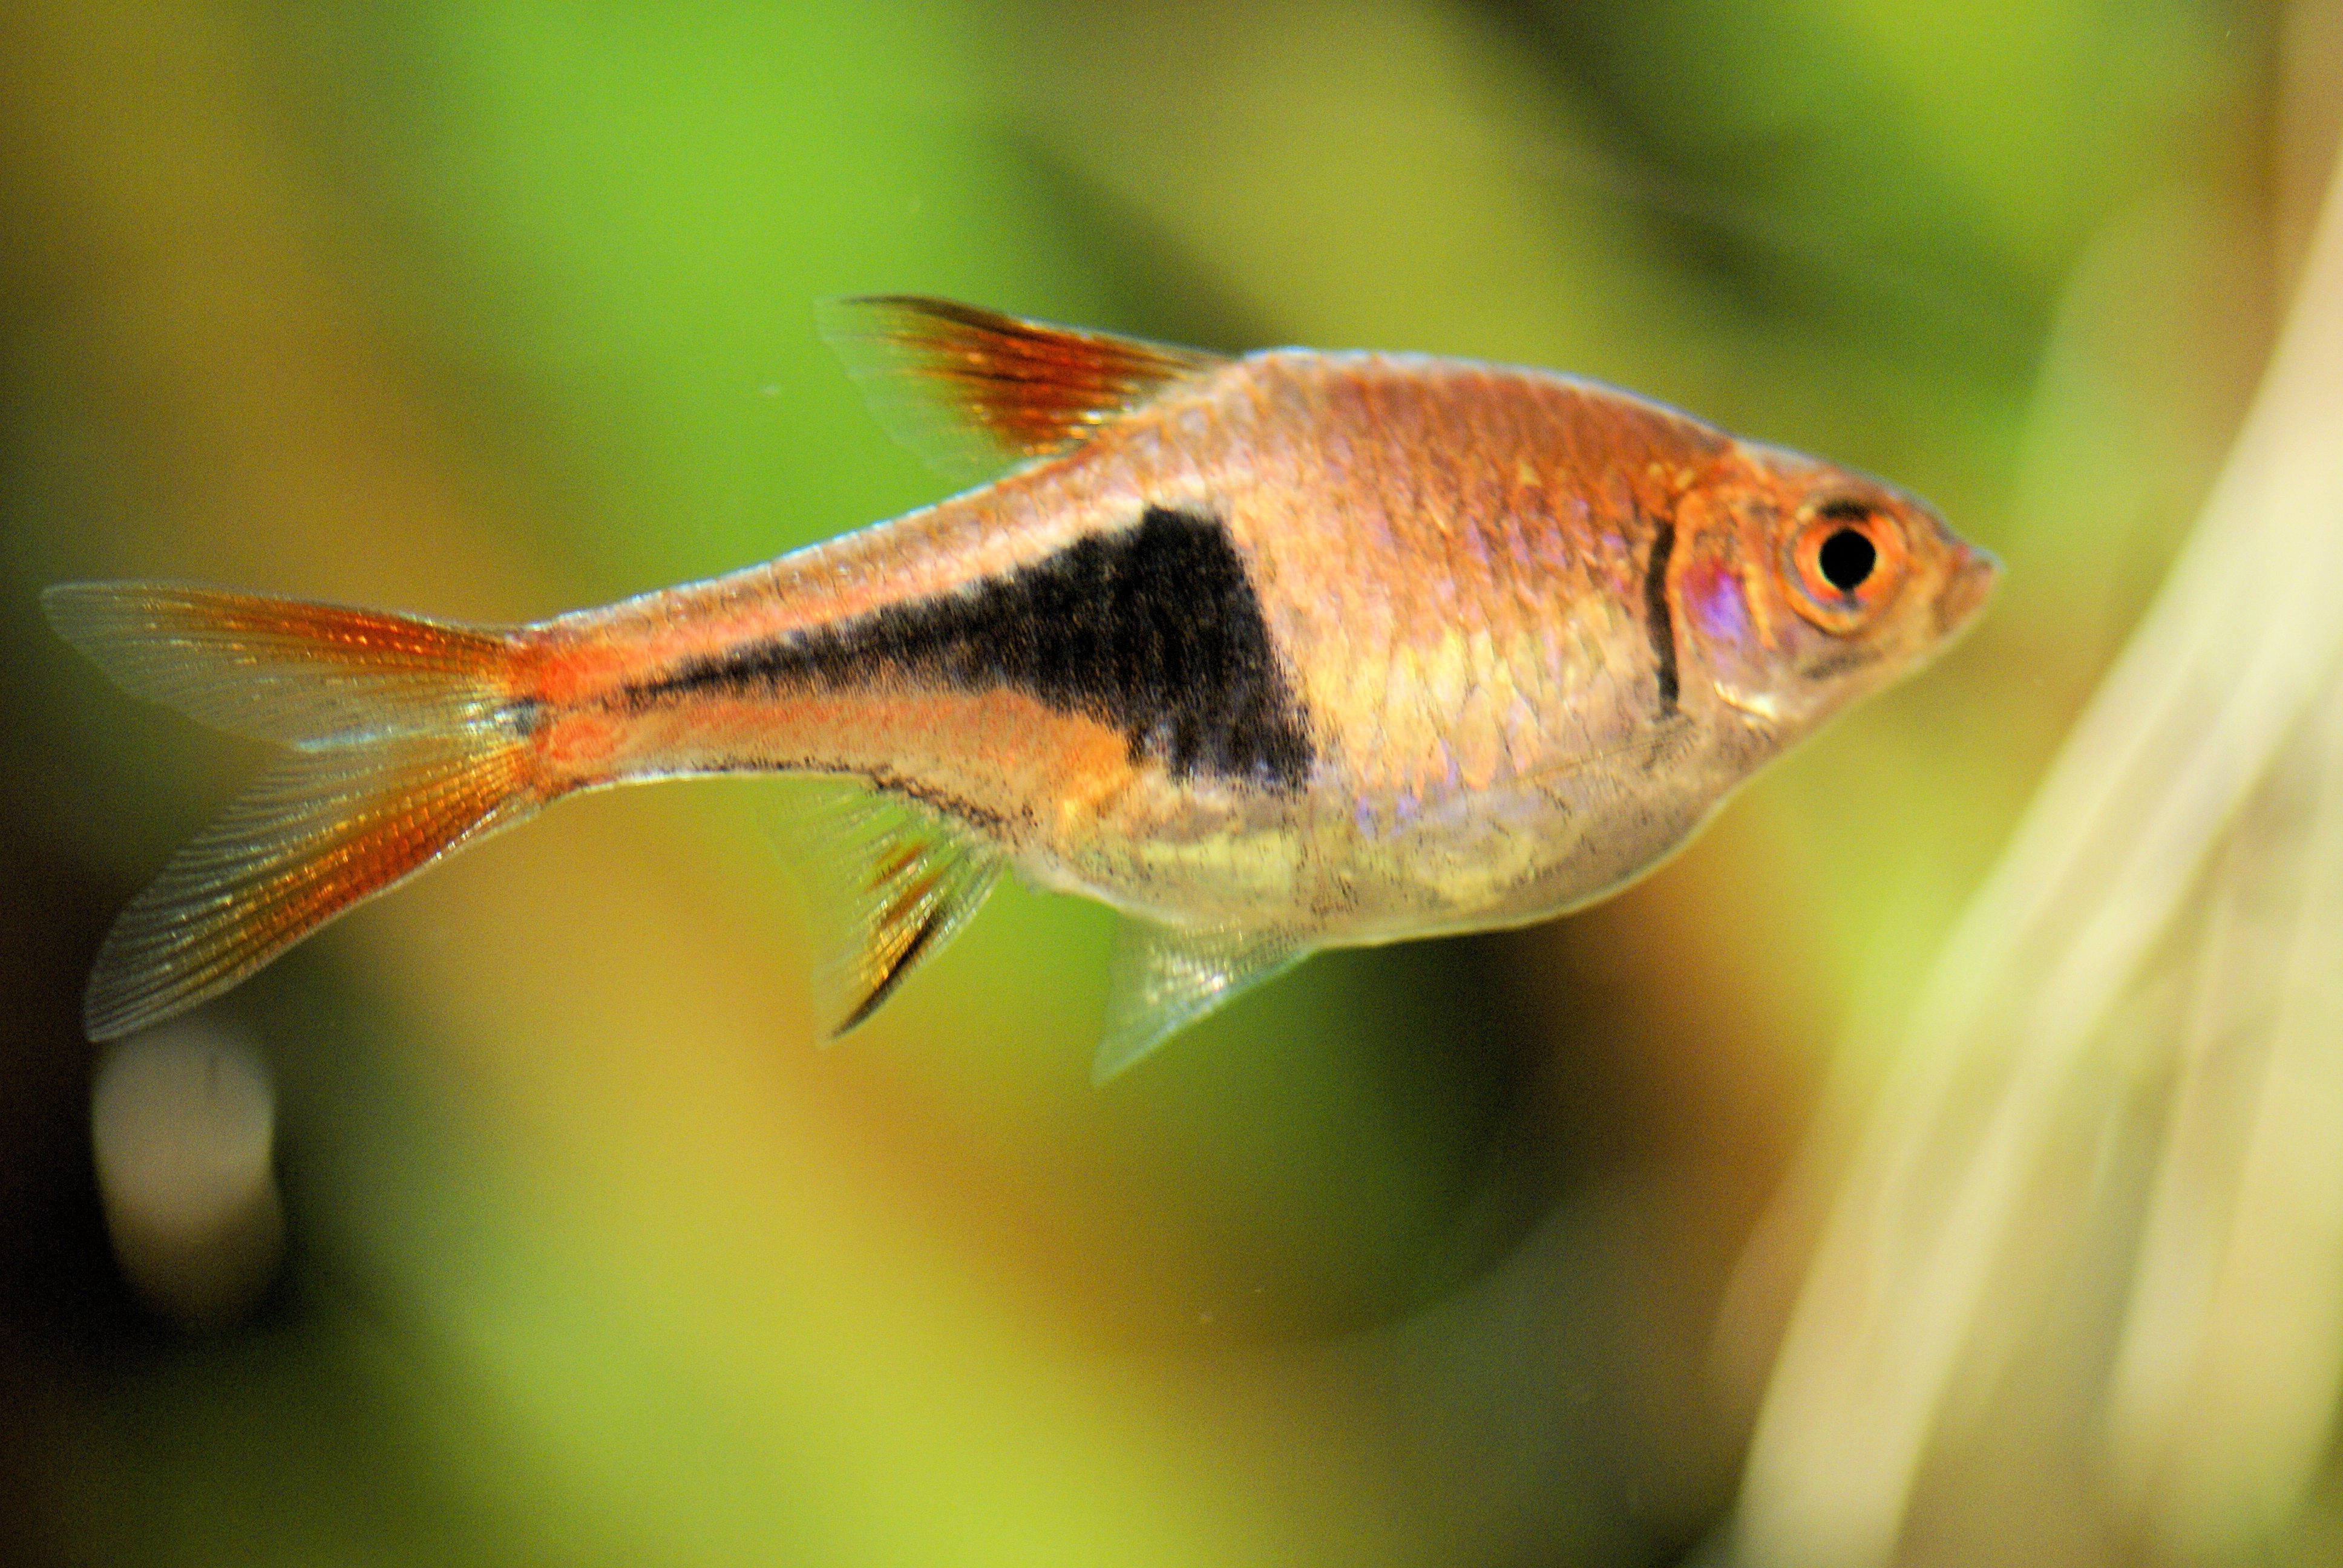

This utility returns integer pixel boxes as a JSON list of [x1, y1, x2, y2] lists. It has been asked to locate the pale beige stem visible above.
[[1735, 136, 2343, 1568]]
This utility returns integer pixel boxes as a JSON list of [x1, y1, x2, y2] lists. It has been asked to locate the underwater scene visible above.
[[2, 3, 2338, 1564]]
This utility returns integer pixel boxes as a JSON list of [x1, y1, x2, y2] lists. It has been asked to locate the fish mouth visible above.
[[1933, 542, 2001, 638]]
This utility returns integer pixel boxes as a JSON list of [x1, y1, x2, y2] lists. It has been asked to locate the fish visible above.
[[44, 297, 1997, 1079]]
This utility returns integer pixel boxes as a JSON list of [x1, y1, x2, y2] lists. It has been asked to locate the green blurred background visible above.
[[0, 2, 2327, 1563]]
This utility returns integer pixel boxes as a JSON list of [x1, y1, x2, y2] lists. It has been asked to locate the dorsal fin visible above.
[[815, 296, 1225, 483]]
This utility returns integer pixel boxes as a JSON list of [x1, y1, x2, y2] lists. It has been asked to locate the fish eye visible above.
[[1818, 528, 1876, 591], [1785, 503, 1906, 633]]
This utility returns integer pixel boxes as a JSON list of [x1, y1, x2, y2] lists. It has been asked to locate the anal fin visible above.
[[1094, 920, 1309, 1083], [775, 783, 1002, 1037]]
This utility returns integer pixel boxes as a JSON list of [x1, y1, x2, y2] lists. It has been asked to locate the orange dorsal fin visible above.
[[815, 296, 1225, 483]]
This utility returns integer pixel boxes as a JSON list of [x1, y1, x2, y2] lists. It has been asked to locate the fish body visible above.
[[47, 300, 1996, 1074]]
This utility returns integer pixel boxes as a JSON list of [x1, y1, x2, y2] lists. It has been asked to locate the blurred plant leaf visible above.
[[1737, 143, 2343, 1567]]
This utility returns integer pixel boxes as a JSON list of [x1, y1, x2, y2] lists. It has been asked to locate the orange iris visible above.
[[1784, 504, 1907, 634]]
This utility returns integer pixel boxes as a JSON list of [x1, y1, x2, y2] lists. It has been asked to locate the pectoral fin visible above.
[[1093, 919, 1309, 1083]]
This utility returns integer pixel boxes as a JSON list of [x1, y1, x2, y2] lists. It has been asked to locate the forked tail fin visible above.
[[42, 583, 543, 1039]]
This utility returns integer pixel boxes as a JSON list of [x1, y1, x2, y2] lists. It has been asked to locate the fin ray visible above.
[[1095, 920, 1308, 1082], [44, 581, 509, 743], [43, 582, 538, 1038], [770, 780, 1003, 1037], [86, 739, 536, 1038], [815, 296, 1224, 483]]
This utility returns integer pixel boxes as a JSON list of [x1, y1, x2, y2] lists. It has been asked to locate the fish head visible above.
[[1670, 440, 1997, 739]]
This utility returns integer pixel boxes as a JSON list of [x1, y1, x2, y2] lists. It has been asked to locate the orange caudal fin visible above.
[[42, 583, 543, 1039]]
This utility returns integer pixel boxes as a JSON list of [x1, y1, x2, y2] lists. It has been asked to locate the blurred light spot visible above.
[[90, 1023, 284, 1328]]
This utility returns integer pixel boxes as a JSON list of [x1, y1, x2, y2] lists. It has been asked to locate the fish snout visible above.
[[1934, 540, 2001, 638]]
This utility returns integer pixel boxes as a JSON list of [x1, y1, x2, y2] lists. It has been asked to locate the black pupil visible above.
[[1818, 528, 1876, 593]]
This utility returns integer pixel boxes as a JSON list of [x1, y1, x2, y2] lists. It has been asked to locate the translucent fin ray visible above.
[[85, 739, 537, 1039], [770, 780, 1002, 1037], [815, 296, 1224, 483], [1094, 920, 1308, 1082], [43, 581, 511, 743], [43, 582, 537, 1038]]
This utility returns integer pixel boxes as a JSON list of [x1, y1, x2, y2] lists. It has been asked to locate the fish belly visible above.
[[1012, 739, 1725, 946]]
